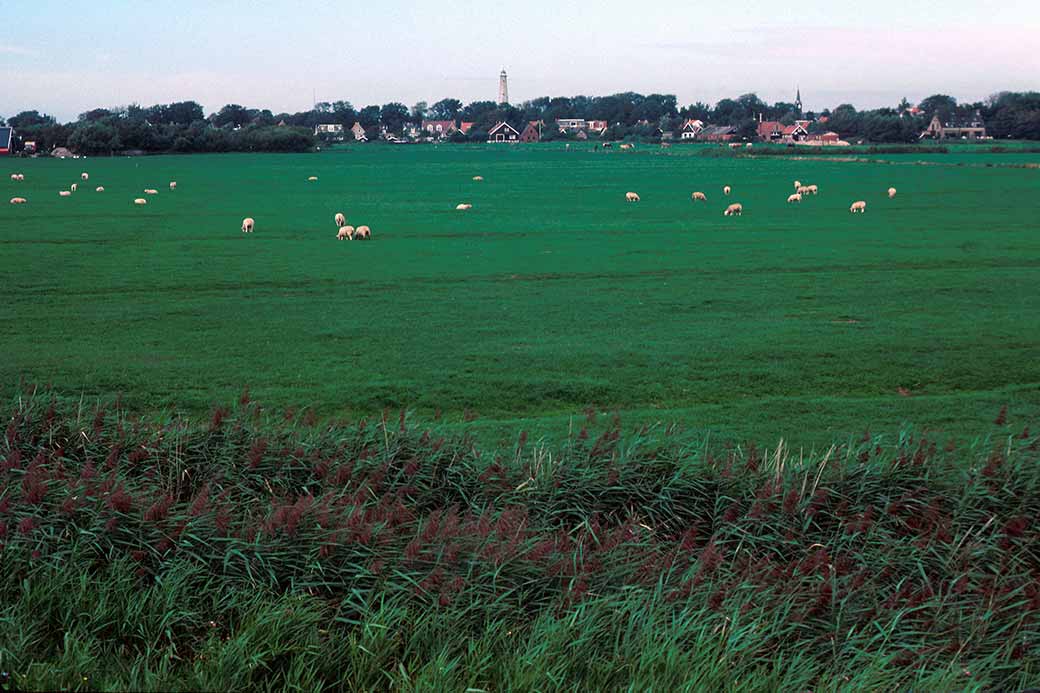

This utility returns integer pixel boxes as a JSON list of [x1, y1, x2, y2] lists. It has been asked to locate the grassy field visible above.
[[3, 143, 1039, 446]]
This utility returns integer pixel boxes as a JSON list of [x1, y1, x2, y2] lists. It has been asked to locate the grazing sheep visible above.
[[308, 176, 318, 181], [807, 185, 818, 195], [888, 187, 897, 198], [625, 192, 640, 202], [692, 191, 707, 202], [787, 193, 802, 203], [9, 197, 27, 204], [456, 203, 472, 210], [335, 212, 346, 227], [723, 203, 742, 216], [70, 183, 77, 192], [59, 191, 72, 197], [794, 180, 802, 189], [10, 174, 18, 181], [81, 173, 89, 180], [619, 143, 633, 150], [849, 201, 866, 213], [144, 189, 158, 195], [169, 181, 177, 190], [355, 225, 371, 240], [723, 185, 731, 195], [337, 225, 354, 240], [242, 217, 254, 233], [472, 176, 484, 181], [96, 186, 105, 192], [134, 198, 147, 205]]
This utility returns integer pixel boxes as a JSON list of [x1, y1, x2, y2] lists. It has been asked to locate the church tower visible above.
[[498, 69, 509, 105], [795, 87, 803, 115]]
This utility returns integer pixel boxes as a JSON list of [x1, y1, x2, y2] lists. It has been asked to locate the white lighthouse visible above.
[[498, 69, 509, 105]]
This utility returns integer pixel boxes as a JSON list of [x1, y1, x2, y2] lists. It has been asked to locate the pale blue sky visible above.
[[3, 0, 1038, 120]]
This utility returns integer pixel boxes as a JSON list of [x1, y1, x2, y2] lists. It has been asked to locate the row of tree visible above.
[[4, 91, 1039, 154]]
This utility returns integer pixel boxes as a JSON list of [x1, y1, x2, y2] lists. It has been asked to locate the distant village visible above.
[[5, 69, 1028, 158], [308, 73, 991, 147]]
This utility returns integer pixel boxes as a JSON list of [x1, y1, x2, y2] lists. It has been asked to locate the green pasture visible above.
[[2, 144, 1038, 445]]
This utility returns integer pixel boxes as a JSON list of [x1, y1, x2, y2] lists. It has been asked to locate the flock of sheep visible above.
[[623, 179, 896, 215], [9, 167, 898, 235], [8, 171, 178, 206]]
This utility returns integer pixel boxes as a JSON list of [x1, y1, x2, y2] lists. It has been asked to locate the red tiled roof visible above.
[[757, 121, 782, 137]]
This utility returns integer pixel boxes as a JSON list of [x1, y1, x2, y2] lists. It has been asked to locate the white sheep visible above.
[[9, 197, 27, 204], [335, 212, 346, 227], [81, 173, 89, 181], [59, 191, 72, 197], [723, 185, 731, 195], [308, 176, 318, 181], [456, 203, 472, 210], [354, 225, 371, 240], [242, 217, 255, 233], [888, 187, 897, 198], [692, 192, 707, 202], [625, 192, 640, 202], [144, 189, 158, 195], [95, 186, 105, 192], [787, 193, 802, 203], [724, 203, 742, 216], [794, 180, 802, 189], [70, 183, 78, 192], [134, 198, 147, 205], [170, 181, 177, 190], [472, 176, 484, 181], [337, 225, 354, 240], [806, 184, 818, 195], [849, 201, 866, 213]]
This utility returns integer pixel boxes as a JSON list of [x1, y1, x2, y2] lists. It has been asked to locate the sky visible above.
[[2, 0, 1038, 121]]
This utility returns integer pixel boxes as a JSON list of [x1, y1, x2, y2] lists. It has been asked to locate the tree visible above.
[[380, 102, 409, 131], [331, 101, 357, 126], [358, 105, 381, 128], [8, 111, 56, 128], [68, 122, 122, 155], [212, 104, 252, 128], [429, 98, 462, 120], [79, 108, 113, 122], [411, 101, 428, 121], [918, 94, 957, 121], [680, 102, 711, 121]]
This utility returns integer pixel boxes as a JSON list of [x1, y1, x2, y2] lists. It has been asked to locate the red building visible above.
[[0, 127, 13, 155], [519, 121, 542, 142]]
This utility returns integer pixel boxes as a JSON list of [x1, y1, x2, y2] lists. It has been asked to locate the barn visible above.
[[0, 127, 13, 156]]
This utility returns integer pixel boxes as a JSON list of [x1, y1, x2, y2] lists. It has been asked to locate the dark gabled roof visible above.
[[487, 121, 520, 136], [0, 127, 12, 149], [700, 124, 735, 136]]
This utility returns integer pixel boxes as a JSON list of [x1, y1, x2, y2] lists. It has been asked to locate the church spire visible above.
[[795, 87, 803, 115]]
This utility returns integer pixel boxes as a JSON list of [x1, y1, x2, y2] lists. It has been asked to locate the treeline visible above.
[[3, 90, 1040, 154]]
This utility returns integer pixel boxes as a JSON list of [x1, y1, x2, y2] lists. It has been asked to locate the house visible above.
[[780, 122, 809, 142], [756, 120, 783, 142], [487, 121, 520, 143], [314, 123, 344, 138], [680, 119, 704, 140], [519, 121, 542, 142], [586, 120, 608, 134], [350, 122, 368, 142], [459, 122, 475, 135], [818, 131, 841, 143], [421, 120, 457, 138], [0, 127, 12, 155], [24, 141, 37, 155], [699, 125, 737, 142], [556, 118, 587, 132], [920, 112, 986, 140]]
